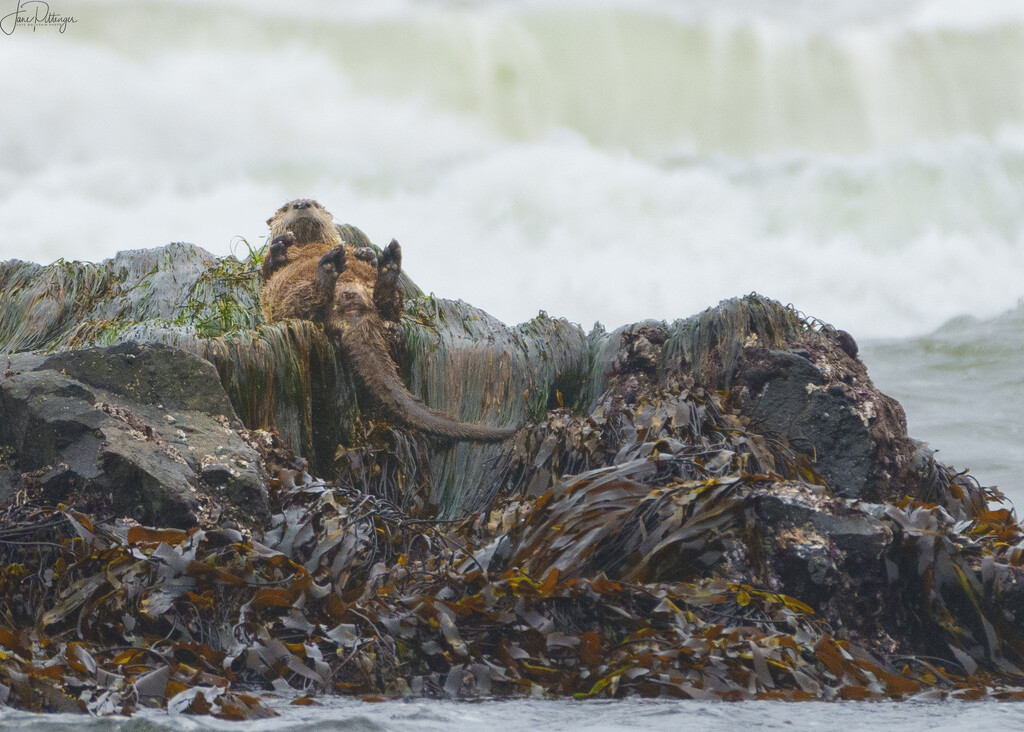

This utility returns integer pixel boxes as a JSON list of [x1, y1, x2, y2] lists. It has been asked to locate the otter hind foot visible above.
[[317, 244, 347, 276], [378, 239, 401, 280], [374, 239, 404, 323], [315, 244, 347, 301]]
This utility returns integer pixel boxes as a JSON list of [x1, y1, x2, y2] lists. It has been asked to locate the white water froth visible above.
[[5, 696, 1024, 731], [2, 1, 1023, 338]]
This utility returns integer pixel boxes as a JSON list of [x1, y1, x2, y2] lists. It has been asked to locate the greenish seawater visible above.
[[864, 301, 1024, 511]]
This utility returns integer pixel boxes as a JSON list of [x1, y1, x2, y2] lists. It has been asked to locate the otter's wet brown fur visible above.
[[260, 200, 376, 323], [329, 282, 515, 442], [260, 199, 514, 443], [260, 235, 376, 323]]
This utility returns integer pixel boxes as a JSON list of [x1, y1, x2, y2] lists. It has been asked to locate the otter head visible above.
[[332, 278, 375, 319], [267, 199, 341, 246]]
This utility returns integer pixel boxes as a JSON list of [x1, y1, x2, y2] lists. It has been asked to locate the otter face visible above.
[[267, 199, 340, 246], [333, 279, 374, 316]]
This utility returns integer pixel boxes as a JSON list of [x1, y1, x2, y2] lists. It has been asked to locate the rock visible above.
[[732, 341, 919, 504], [41, 341, 239, 415], [0, 469, 17, 505], [750, 482, 894, 635], [0, 250, 1015, 694], [0, 342, 270, 529], [738, 349, 875, 497]]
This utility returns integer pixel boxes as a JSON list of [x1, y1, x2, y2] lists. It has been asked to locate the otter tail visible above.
[[339, 313, 516, 442]]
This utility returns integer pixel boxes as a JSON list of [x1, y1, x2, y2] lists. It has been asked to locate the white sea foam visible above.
[[5, 695, 1024, 731], [2, 0, 1023, 339]]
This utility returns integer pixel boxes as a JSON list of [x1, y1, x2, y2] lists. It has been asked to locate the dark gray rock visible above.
[[40, 341, 238, 416], [0, 469, 18, 505], [0, 343, 269, 529], [754, 486, 893, 562], [750, 482, 894, 633], [737, 349, 884, 500], [1, 367, 101, 467]]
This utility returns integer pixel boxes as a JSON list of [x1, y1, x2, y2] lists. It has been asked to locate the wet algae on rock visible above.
[[0, 238, 1023, 716]]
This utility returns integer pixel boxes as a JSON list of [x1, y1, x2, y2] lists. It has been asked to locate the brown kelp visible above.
[[0, 354, 1020, 711], [0, 453, 1021, 715]]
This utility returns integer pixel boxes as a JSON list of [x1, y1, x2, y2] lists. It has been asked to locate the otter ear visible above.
[[266, 217, 274, 226]]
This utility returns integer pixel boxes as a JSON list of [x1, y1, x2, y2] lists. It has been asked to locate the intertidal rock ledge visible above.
[[0, 242, 1021, 715], [1, 341, 269, 528]]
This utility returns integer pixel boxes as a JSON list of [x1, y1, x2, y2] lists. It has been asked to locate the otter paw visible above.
[[378, 239, 402, 276], [269, 233, 294, 260], [353, 247, 378, 266], [262, 231, 296, 279], [317, 244, 347, 275]]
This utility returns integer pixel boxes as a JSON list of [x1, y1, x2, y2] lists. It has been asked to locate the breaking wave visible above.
[[1, 0, 1023, 337]]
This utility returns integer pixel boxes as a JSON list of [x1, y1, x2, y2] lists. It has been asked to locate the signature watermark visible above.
[[1, 0, 76, 35]]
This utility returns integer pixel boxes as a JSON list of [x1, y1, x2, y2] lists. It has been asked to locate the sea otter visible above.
[[260, 199, 514, 442]]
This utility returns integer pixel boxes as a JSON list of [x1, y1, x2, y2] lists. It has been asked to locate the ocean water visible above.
[[863, 303, 1024, 507], [5, 697, 1024, 732], [1, 0, 1023, 724]]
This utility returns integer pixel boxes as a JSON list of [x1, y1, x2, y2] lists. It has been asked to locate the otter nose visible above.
[[293, 200, 311, 210]]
